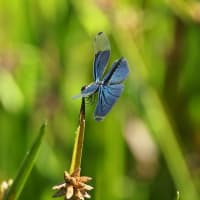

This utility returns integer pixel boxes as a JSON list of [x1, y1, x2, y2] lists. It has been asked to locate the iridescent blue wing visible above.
[[103, 58, 129, 84], [93, 32, 111, 81], [72, 83, 99, 99], [94, 84, 123, 121], [93, 51, 110, 81]]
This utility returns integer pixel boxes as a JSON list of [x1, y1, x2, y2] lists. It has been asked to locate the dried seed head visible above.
[[52, 168, 93, 200]]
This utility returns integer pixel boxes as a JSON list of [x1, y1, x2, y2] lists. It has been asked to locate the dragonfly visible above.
[[74, 32, 129, 121]]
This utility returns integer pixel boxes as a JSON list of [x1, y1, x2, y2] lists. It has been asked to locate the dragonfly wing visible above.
[[93, 32, 111, 81], [103, 58, 129, 84], [94, 32, 111, 53], [93, 51, 110, 81], [94, 84, 123, 121], [81, 83, 99, 97], [72, 83, 99, 99]]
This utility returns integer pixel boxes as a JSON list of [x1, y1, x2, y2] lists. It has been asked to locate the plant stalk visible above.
[[70, 98, 85, 173]]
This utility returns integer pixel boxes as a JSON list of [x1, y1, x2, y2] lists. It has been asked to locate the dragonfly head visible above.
[[81, 85, 87, 91]]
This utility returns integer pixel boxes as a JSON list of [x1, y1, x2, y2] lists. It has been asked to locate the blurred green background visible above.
[[0, 0, 200, 200]]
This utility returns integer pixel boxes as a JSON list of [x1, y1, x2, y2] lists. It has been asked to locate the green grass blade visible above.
[[3, 122, 47, 200]]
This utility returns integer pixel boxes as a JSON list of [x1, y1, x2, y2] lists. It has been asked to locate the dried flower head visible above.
[[52, 168, 93, 200]]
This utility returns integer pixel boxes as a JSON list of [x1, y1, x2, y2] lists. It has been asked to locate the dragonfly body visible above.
[[75, 32, 129, 121]]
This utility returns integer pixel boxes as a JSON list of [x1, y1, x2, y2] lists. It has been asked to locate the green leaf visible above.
[[3, 122, 47, 200]]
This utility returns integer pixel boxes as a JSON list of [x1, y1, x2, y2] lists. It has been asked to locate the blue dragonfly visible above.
[[74, 32, 129, 121]]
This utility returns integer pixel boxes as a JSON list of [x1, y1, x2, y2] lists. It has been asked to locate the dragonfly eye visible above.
[[81, 85, 87, 91]]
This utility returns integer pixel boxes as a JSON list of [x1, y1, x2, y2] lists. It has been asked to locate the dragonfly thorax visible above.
[[96, 80, 104, 85]]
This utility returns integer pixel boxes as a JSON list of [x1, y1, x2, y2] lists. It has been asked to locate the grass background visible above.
[[0, 0, 200, 200]]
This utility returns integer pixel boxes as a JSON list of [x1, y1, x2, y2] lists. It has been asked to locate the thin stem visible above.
[[70, 98, 85, 173]]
